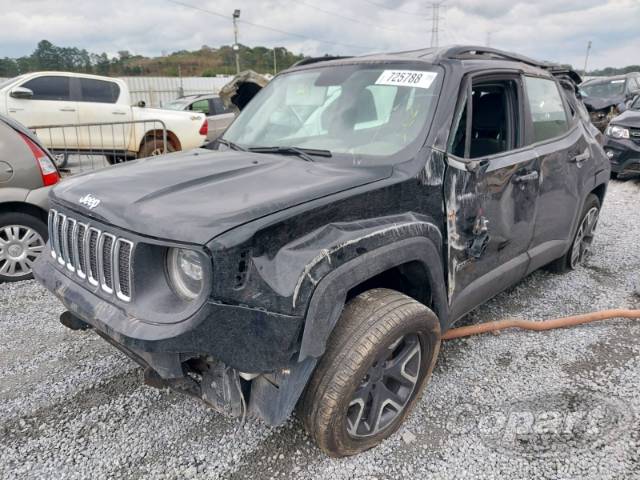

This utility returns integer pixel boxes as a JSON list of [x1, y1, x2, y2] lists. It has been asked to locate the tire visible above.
[[610, 171, 619, 180], [300, 288, 441, 457], [52, 153, 68, 168], [105, 154, 128, 165], [0, 212, 48, 282], [547, 194, 601, 274], [138, 137, 177, 158]]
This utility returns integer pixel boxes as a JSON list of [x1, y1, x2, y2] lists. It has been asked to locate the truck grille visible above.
[[48, 209, 134, 302]]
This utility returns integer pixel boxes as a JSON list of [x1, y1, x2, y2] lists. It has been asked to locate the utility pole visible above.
[[273, 47, 277, 75], [486, 31, 492, 47], [232, 9, 241, 74], [583, 40, 592, 77], [430, 3, 440, 48]]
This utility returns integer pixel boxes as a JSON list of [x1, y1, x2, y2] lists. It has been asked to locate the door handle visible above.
[[59, 108, 76, 112], [112, 111, 127, 115], [514, 171, 539, 183], [570, 150, 590, 164]]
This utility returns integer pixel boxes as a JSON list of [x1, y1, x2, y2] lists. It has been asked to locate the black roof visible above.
[[291, 45, 582, 84]]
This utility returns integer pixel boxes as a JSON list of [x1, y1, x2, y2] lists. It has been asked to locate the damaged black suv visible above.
[[34, 46, 609, 457]]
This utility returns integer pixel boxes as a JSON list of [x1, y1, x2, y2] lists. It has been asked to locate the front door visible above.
[[7, 74, 79, 150], [445, 73, 540, 322]]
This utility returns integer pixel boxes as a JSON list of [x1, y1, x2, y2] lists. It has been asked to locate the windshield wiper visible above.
[[248, 146, 332, 162], [216, 138, 247, 151]]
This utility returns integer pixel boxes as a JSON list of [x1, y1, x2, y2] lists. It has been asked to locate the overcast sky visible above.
[[1, 0, 638, 70]]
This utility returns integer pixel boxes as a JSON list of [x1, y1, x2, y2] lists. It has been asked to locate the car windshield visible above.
[[222, 63, 443, 163], [581, 79, 626, 98], [163, 99, 192, 110]]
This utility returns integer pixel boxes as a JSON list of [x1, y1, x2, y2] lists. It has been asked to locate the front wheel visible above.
[[300, 288, 441, 457]]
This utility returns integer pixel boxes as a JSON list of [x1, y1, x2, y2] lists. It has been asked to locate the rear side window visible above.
[[80, 79, 120, 103], [211, 97, 232, 115], [524, 76, 569, 143], [21, 76, 71, 101], [190, 99, 210, 115]]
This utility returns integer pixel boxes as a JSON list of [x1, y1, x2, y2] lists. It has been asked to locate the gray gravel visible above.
[[1, 178, 640, 479]]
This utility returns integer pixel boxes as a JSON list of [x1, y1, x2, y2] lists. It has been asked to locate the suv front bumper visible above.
[[33, 251, 304, 378], [603, 136, 640, 175]]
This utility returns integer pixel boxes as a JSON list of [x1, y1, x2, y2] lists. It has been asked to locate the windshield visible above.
[[0, 75, 25, 90], [581, 79, 626, 98], [163, 99, 192, 111], [222, 63, 443, 163]]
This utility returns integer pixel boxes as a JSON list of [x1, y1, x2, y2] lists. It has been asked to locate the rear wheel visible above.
[[52, 153, 68, 168], [0, 212, 47, 282], [547, 194, 600, 273], [138, 137, 177, 158], [300, 288, 441, 457]]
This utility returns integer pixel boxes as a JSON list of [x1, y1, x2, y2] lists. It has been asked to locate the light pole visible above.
[[232, 9, 241, 74], [583, 40, 592, 77]]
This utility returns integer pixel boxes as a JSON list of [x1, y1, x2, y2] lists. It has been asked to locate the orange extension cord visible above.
[[442, 309, 640, 340]]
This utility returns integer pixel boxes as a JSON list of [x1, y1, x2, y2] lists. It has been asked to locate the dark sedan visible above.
[[603, 95, 640, 178]]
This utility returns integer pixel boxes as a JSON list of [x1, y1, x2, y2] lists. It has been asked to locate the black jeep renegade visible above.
[[34, 46, 609, 457]]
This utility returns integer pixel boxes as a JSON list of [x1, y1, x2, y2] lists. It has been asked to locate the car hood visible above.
[[582, 95, 624, 111], [610, 109, 640, 128], [51, 149, 392, 244]]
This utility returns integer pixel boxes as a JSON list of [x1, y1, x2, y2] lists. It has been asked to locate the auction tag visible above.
[[375, 70, 438, 89]]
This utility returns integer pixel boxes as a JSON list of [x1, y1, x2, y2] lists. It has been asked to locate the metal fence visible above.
[[30, 119, 168, 175]]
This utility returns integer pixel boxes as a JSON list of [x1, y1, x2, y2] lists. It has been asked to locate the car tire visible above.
[[138, 138, 177, 158], [610, 171, 619, 180], [0, 212, 48, 282], [300, 288, 441, 457], [52, 153, 68, 169], [547, 194, 600, 274], [105, 154, 128, 165]]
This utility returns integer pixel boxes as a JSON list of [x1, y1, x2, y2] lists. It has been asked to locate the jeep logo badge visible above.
[[79, 194, 101, 210]]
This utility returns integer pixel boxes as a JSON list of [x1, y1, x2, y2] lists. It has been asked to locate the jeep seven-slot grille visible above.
[[49, 209, 134, 301]]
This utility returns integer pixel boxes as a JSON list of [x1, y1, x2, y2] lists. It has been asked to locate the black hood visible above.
[[583, 95, 624, 111], [610, 109, 640, 128], [51, 149, 392, 244]]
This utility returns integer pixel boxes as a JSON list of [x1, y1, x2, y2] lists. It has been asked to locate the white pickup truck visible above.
[[0, 72, 208, 165]]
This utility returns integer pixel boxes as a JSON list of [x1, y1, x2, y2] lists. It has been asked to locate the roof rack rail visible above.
[[291, 56, 352, 68], [440, 45, 582, 84]]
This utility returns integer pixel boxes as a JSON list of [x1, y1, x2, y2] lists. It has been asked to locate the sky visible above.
[[0, 0, 638, 70]]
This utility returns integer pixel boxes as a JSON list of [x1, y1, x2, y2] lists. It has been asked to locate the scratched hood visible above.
[[609, 109, 640, 128], [51, 149, 392, 244]]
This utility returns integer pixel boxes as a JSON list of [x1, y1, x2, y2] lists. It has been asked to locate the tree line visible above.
[[0, 40, 306, 78]]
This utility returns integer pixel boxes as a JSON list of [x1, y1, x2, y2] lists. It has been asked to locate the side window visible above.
[[211, 97, 230, 115], [524, 76, 569, 143], [20, 76, 71, 101], [449, 78, 520, 159], [80, 78, 120, 103], [190, 99, 210, 115]]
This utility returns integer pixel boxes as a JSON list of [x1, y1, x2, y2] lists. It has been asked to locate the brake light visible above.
[[19, 132, 60, 186], [199, 119, 208, 136]]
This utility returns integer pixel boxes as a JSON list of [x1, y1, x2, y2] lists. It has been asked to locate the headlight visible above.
[[167, 248, 206, 301], [605, 125, 630, 139]]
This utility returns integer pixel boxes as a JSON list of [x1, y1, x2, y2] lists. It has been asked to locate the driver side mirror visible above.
[[10, 87, 34, 100]]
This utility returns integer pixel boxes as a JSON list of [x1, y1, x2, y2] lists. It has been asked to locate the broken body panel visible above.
[[33, 46, 609, 426]]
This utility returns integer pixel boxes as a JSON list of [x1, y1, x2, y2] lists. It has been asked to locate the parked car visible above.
[[34, 46, 609, 457], [580, 72, 640, 131], [163, 94, 235, 141], [0, 72, 208, 166], [603, 94, 640, 178], [0, 114, 59, 281]]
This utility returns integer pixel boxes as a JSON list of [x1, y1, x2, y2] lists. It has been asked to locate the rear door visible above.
[[6, 75, 79, 150], [445, 72, 541, 321], [523, 75, 595, 272], [76, 77, 132, 152]]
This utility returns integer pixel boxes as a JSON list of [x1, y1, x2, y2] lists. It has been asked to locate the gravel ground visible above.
[[1, 179, 640, 480]]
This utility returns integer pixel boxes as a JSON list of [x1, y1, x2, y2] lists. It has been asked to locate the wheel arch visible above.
[[139, 129, 182, 151], [0, 201, 48, 224], [298, 236, 448, 362]]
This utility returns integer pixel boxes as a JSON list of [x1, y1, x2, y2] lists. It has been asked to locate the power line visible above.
[[295, 0, 405, 32], [360, 0, 433, 18], [165, 0, 373, 51]]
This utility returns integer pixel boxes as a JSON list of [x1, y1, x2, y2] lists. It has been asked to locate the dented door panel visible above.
[[445, 147, 540, 322]]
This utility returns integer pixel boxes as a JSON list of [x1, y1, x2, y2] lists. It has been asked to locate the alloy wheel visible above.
[[0, 225, 46, 278], [570, 206, 599, 269], [346, 333, 422, 438]]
